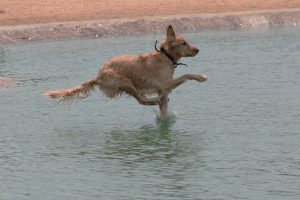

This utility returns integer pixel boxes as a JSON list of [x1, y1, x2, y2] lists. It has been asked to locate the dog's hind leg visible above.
[[100, 73, 161, 106], [119, 84, 161, 106]]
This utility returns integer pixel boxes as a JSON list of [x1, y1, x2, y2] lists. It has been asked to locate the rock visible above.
[[0, 76, 15, 88]]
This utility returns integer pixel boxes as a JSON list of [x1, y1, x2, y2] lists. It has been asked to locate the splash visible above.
[[155, 112, 177, 132]]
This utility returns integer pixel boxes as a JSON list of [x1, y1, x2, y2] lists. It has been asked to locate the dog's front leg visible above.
[[164, 74, 207, 91]]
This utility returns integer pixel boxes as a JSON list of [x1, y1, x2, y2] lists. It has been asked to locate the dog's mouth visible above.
[[185, 52, 198, 57], [185, 48, 199, 57], [187, 54, 195, 57]]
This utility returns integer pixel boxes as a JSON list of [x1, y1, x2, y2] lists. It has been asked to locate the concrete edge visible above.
[[0, 9, 299, 43]]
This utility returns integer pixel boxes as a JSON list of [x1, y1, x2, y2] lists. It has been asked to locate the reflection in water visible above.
[[0, 48, 15, 88], [50, 114, 196, 169], [0, 48, 6, 65], [103, 116, 183, 163], [50, 114, 187, 161], [101, 118, 206, 199], [0, 47, 7, 73], [49, 118, 205, 199]]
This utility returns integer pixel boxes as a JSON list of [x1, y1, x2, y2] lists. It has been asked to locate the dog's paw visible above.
[[195, 74, 208, 82]]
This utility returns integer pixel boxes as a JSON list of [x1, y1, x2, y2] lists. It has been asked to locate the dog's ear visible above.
[[166, 25, 176, 41]]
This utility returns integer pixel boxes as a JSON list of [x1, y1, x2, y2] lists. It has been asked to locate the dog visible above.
[[44, 25, 207, 118]]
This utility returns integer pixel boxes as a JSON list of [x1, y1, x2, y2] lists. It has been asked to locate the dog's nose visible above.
[[195, 48, 199, 53]]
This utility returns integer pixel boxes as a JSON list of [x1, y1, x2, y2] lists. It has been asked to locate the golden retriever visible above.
[[44, 25, 207, 118]]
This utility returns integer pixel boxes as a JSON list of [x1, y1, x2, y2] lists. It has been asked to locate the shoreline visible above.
[[0, 9, 300, 44], [1, 8, 300, 88]]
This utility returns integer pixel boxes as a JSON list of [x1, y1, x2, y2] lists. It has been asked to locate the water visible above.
[[0, 27, 300, 200]]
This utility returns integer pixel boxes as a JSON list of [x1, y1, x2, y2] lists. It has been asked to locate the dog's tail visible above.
[[44, 78, 98, 103]]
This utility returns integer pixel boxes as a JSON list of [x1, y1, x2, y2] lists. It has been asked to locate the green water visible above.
[[0, 27, 299, 199]]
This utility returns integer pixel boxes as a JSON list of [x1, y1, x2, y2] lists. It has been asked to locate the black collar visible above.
[[154, 40, 187, 68]]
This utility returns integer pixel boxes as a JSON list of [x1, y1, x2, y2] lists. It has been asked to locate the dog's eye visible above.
[[182, 42, 187, 45]]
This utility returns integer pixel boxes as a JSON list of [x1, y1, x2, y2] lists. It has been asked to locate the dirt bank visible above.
[[0, 1, 299, 44], [0, 0, 300, 26], [0, 9, 299, 44]]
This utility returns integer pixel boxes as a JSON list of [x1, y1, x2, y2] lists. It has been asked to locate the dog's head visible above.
[[160, 25, 199, 59]]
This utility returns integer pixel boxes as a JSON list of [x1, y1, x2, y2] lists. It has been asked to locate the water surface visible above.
[[0, 27, 300, 199]]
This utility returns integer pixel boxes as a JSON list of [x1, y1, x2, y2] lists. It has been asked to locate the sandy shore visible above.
[[1, 0, 300, 26], [0, 1, 300, 44], [0, 9, 299, 44]]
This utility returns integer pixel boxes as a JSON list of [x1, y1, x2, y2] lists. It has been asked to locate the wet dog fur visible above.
[[44, 25, 207, 118]]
